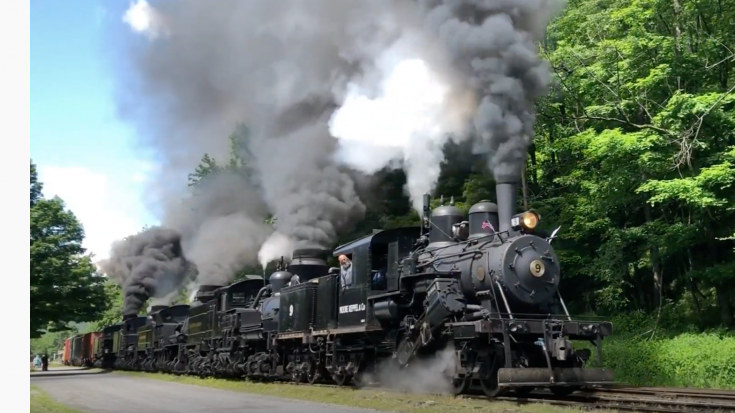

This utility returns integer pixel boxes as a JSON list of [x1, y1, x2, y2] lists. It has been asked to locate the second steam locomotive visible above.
[[67, 181, 614, 397]]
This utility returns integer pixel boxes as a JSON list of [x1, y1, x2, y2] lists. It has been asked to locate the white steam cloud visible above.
[[122, 0, 168, 40]]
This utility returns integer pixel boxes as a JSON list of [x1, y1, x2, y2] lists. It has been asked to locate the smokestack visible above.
[[288, 248, 329, 283], [149, 305, 167, 314], [194, 284, 221, 303], [496, 181, 519, 238]]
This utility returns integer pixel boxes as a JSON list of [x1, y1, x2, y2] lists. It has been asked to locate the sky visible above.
[[31, 0, 160, 262]]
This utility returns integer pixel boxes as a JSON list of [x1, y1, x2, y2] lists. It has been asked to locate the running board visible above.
[[497, 367, 614, 387]]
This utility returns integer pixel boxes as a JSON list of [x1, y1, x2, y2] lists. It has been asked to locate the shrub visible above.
[[596, 333, 735, 388], [578, 310, 735, 389]]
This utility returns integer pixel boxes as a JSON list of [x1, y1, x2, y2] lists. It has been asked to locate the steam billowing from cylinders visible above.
[[362, 343, 460, 394], [99, 227, 191, 316], [112, 0, 561, 288]]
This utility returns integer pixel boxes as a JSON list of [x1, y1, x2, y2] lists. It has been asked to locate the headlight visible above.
[[511, 211, 541, 231]]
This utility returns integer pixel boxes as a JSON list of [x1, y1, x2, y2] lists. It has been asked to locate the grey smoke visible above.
[[419, 0, 561, 182], [166, 169, 273, 286], [112, 0, 560, 282], [113, 0, 412, 272], [100, 227, 191, 316]]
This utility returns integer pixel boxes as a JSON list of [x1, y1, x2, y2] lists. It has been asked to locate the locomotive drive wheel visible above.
[[291, 369, 306, 383], [444, 349, 472, 396], [450, 375, 472, 395], [480, 359, 507, 398], [306, 362, 322, 384], [332, 373, 352, 386], [351, 372, 367, 388]]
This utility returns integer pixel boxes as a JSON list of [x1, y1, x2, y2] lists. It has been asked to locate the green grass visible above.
[[117, 371, 613, 413], [30, 385, 85, 413]]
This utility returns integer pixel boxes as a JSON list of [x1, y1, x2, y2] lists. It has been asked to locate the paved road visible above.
[[31, 367, 384, 413]]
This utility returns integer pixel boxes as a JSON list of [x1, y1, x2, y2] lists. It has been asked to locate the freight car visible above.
[[70, 335, 83, 366], [62, 338, 71, 365], [97, 182, 615, 398]]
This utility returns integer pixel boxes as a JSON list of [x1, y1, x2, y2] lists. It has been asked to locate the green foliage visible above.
[[30, 327, 85, 356], [600, 333, 735, 389], [30, 160, 108, 338], [91, 281, 125, 330], [531, 0, 735, 325]]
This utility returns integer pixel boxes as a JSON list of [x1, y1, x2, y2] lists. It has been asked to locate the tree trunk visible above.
[[716, 287, 734, 328], [672, 0, 683, 90]]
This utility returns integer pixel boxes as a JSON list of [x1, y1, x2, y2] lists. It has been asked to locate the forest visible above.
[[31, 0, 735, 388]]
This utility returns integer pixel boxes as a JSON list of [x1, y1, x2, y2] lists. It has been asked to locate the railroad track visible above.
[[279, 379, 735, 412], [487, 386, 735, 412]]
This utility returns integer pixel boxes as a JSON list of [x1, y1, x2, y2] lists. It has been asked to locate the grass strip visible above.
[[30, 385, 86, 413], [117, 370, 610, 413]]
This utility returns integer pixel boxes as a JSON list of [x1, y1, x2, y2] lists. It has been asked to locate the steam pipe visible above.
[[251, 285, 271, 309], [496, 181, 519, 239]]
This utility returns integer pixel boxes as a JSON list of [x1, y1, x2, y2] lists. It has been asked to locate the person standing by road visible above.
[[41, 353, 49, 371]]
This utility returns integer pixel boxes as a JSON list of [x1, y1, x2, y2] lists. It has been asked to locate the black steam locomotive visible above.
[[93, 181, 614, 397]]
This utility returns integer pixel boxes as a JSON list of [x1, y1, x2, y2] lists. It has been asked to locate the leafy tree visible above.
[[529, 0, 735, 326], [30, 160, 108, 338], [30, 328, 78, 356], [187, 153, 220, 188]]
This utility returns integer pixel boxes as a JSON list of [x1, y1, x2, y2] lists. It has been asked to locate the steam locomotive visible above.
[[83, 181, 614, 397]]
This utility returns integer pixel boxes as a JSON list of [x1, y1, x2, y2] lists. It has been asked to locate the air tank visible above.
[[428, 204, 464, 248], [268, 270, 293, 293], [468, 200, 499, 240], [288, 248, 329, 282]]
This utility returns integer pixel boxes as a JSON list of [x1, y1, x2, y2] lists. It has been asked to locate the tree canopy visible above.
[[30, 160, 108, 338]]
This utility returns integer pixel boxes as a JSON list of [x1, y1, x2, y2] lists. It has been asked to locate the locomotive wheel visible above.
[[307, 363, 322, 384], [550, 386, 581, 397], [351, 373, 365, 388], [479, 359, 507, 398], [291, 369, 306, 383], [332, 373, 352, 386], [450, 375, 471, 395]]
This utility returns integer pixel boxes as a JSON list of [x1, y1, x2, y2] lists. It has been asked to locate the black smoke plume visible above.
[[419, 0, 561, 182], [100, 226, 192, 316]]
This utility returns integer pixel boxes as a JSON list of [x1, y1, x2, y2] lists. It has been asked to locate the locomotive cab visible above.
[[329, 227, 422, 330], [221, 275, 268, 333]]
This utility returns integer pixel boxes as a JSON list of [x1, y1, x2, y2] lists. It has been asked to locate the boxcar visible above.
[[71, 335, 84, 366], [62, 338, 71, 365]]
